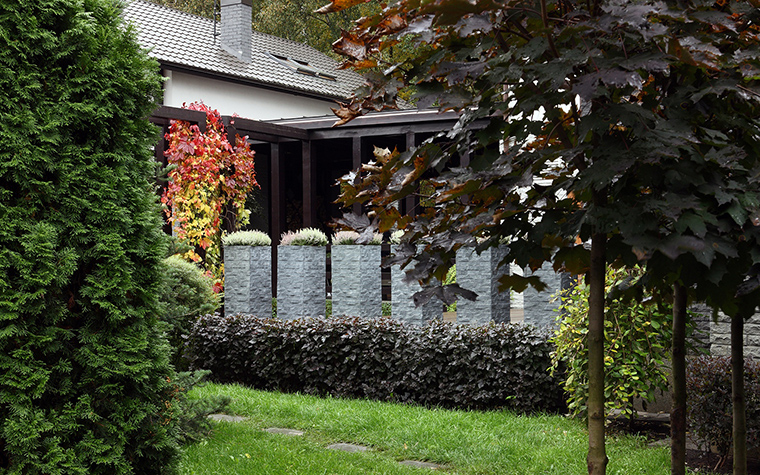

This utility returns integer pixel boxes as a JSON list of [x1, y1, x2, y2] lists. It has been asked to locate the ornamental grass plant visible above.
[[332, 230, 382, 245], [222, 230, 271, 247], [280, 228, 328, 246]]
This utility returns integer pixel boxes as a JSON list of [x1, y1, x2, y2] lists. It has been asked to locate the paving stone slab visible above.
[[264, 428, 304, 436], [399, 460, 443, 469], [327, 443, 370, 453], [207, 414, 249, 422]]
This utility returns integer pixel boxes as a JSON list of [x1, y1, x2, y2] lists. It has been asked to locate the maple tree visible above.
[[162, 102, 258, 289], [323, 0, 760, 473]]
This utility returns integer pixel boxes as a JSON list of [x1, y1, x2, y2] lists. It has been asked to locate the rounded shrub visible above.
[[159, 256, 220, 370], [551, 266, 673, 419], [686, 355, 760, 461], [222, 229, 271, 247], [0, 0, 180, 472]]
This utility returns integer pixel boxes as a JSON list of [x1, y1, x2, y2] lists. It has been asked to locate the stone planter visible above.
[[224, 245, 271, 317], [522, 262, 572, 328], [391, 246, 441, 325], [455, 245, 510, 325], [277, 245, 326, 320], [331, 245, 382, 318]]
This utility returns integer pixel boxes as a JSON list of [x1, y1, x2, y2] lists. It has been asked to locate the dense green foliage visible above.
[[686, 356, 760, 463], [0, 0, 181, 472], [187, 314, 564, 413], [159, 256, 220, 370], [551, 268, 673, 419]]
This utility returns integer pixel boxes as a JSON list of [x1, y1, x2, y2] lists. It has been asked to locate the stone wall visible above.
[[522, 263, 573, 329], [391, 246, 442, 325], [224, 245, 271, 317], [710, 313, 760, 360], [331, 245, 382, 318], [456, 246, 510, 325], [276, 246, 326, 320]]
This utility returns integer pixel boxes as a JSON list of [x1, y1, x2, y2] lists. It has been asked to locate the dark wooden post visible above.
[[403, 132, 416, 217], [302, 140, 316, 228], [352, 136, 362, 215], [271, 143, 283, 296]]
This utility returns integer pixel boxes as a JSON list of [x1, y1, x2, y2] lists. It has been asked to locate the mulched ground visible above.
[[607, 418, 760, 475]]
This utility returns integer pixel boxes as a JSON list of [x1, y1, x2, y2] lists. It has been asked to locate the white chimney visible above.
[[220, 0, 252, 62]]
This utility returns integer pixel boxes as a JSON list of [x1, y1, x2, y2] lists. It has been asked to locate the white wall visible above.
[[163, 69, 337, 120]]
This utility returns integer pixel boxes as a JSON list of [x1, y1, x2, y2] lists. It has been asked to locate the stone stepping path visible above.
[[327, 443, 370, 453], [208, 415, 443, 470], [207, 414, 249, 423], [264, 427, 304, 436]]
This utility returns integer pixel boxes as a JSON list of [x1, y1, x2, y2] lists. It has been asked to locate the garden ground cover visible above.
[[179, 383, 691, 475]]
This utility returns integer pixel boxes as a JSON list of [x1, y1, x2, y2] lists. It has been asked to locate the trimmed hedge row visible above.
[[186, 314, 565, 413]]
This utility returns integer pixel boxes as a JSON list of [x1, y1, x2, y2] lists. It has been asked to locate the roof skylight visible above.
[[268, 53, 337, 81]]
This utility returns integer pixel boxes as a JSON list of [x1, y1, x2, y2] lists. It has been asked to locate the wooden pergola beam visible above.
[[224, 116, 309, 142], [150, 105, 207, 132]]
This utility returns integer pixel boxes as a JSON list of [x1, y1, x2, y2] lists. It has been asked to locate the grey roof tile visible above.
[[122, 0, 365, 100]]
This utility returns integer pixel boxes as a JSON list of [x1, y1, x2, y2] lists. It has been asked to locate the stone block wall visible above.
[[331, 245, 382, 318], [522, 263, 573, 329], [276, 246, 326, 320], [710, 313, 760, 360], [455, 246, 510, 325], [391, 246, 442, 325], [224, 245, 271, 317]]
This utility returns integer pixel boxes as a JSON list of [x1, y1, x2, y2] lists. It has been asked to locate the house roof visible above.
[[122, 0, 366, 100]]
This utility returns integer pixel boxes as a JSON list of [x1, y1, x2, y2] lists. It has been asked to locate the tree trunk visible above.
[[731, 314, 747, 475], [587, 232, 608, 475], [671, 283, 687, 475]]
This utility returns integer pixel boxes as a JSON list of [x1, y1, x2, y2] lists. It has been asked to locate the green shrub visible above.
[[186, 314, 565, 413], [222, 230, 271, 247], [686, 355, 760, 462], [0, 0, 180, 472], [550, 266, 672, 419], [165, 370, 231, 445], [159, 256, 220, 370], [280, 228, 328, 246], [443, 265, 456, 312]]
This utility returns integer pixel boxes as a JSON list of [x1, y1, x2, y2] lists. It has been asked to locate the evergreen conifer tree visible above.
[[0, 0, 180, 472]]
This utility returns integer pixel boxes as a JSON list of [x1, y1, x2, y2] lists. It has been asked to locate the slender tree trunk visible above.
[[671, 283, 687, 475], [731, 314, 747, 475], [587, 232, 608, 475]]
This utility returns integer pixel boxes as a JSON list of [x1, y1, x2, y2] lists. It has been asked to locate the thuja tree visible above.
[[0, 0, 181, 473], [323, 0, 760, 473], [161, 102, 258, 288]]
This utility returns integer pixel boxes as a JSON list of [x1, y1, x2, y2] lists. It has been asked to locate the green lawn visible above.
[[180, 383, 681, 475]]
